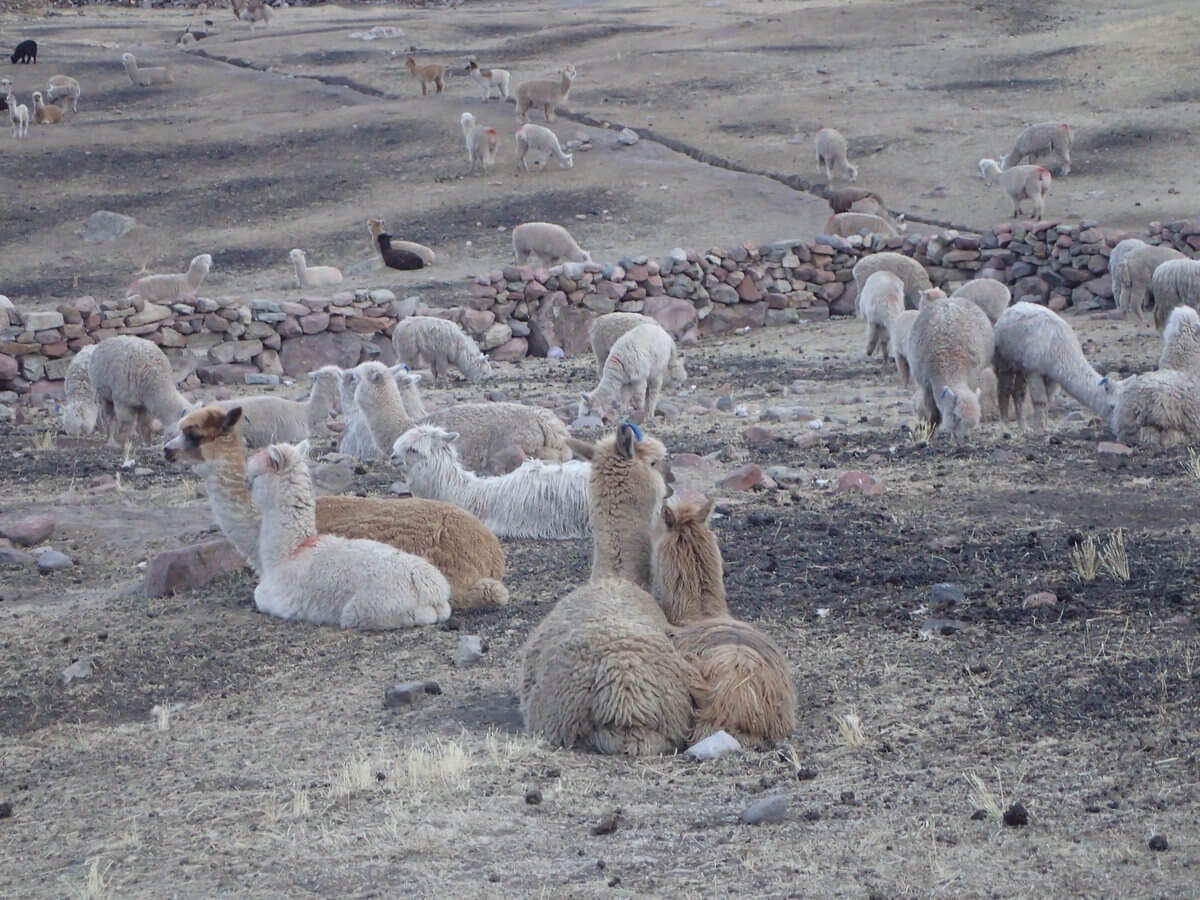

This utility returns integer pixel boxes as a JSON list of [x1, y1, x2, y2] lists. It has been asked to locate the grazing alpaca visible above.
[[651, 498, 797, 743], [247, 442, 452, 629], [164, 405, 509, 610]]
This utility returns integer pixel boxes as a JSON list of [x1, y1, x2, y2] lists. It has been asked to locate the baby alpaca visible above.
[[31, 91, 62, 125], [651, 498, 797, 743], [464, 57, 510, 102], [578, 322, 676, 423], [515, 123, 574, 172], [460, 112, 499, 175], [978, 158, 1050, 220], [11, 40, 37, 64], [406, 57, 445, 95], [248, 442, 451, 629], [814, 127, 858, 183], [512, 221, 591, 266], [7, 91, 28, 138], [288, 248, 343, 288]]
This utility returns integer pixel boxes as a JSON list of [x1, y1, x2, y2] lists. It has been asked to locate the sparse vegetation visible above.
[[1071, 534, 1099, 581]]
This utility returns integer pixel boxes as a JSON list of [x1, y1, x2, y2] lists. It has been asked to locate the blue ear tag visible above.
[[623, 422, 644, 442]]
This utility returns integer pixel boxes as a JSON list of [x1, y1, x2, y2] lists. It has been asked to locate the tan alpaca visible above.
[[406, 57, 445, 95], [651, 498, 798, 743], [163, 405, 509, 610]]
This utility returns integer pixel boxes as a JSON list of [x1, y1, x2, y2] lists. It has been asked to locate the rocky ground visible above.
[[1, 1, 1198, 897], [3, 311, 1199, 898]]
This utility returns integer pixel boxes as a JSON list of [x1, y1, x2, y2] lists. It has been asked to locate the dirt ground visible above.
[[1, 0, 1197, 302], [1, 2, 1199, 898]]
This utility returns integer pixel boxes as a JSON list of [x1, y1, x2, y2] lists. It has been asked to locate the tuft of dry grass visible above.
[[835, 710, 866, 747], [32, 431, 57, 452], [397, 737, 472, 790], [67, 858, 114, 900], [1185, 448, 1200, 481], [910, 418, 937, 444], [1071, 535, 1099, 581], [291, 786, 311, 818], [964, 769, 1004, 822], [330, 756, 374, 800], [1099, 529, 1130, 582]]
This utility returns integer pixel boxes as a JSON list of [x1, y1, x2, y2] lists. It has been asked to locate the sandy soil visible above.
[[1, 2, 1198, 898]]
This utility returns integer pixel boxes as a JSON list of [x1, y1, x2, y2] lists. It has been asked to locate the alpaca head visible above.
[[460, 111, 475, 130], [164, 404, 243, 463], [31, 91, 43, 107], [561, 64, 577, 81], [388, 424, 457, 475], [937, 385, 981, 443], [568, 422, 673, 498], [652, 496, 726, 624], [122, 52, 136, 65], [366, 217, 385, 239], [189, 253, 213, 275], [246, 442, 308, 508], [978, 158, 999, 184], [339, 366, 360, 410], [354, 361, 402, 406], [559, 152, 575, 170], [288, 248, 306, 265], [308, 365, 343, 408], [1163, 306, 1200, 355]]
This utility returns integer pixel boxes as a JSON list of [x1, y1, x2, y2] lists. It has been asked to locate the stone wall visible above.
[[2, 217, 1197, 409]]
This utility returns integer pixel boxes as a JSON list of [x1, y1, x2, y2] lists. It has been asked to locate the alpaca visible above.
[[651, 498, 797, 743], [247, 442, 452, 629], [163, 405, 508, 610]]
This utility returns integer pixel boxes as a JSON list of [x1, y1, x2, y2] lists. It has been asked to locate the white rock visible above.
[[686, 730, 741, 761]]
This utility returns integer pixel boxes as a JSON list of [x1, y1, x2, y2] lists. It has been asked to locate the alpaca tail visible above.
[[451, 577, 509, 610], [537, 409, 573, 462]]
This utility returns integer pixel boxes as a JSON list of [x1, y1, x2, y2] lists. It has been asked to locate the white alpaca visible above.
[[248, 442, 451, 629], [288, 248, 343, 288], [578, 322, 676, 422], [460, 112, 499, 175], [390, 425, 591, 540]]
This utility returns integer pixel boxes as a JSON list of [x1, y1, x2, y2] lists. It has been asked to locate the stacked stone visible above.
[[3, 218, 1198, 406]]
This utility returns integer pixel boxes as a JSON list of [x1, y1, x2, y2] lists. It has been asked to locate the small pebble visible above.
[[525, 789, 542, 806], [1148, 834, 1168, 852], [455, 635, 484, 667], [1003, 801, 1029, 827], [686, 730, 741, 761], [592, 809, 622, 835]]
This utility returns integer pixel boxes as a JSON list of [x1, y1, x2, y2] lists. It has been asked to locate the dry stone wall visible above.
[[2, 217, 1197, 411]]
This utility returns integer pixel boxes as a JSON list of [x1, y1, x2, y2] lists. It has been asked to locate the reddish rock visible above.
[[41, 341, 69, 358], [256, 349, 283, 376], [836, 471, 885, 497], [346, 316, 384, 334], [1, 513, 55, 547], [143, 538, 247, 598], [1023, 591, 1057, 609], [278, 331, 369, 377], [327, 315, 347, 333], [299, 311, 330, 334], [196, 363, 260, 384], [743, 426, 780, 444], [672, 452, 706, 467], [699, 301, 765, 337], [643, 296, 699, 339], [462, 308, 496, 335], [489, 336, 528, 361], [718, 463, 765, 492], [1097, 441, 1133, 469], [0, 353, 18, 381], [765, 292, 788, 310]]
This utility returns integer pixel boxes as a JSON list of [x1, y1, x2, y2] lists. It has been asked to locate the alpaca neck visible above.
[[186, 263, 206, 289], [307, 381, 337, 432], [201, 435, 263, 572], [258, 476, 317, 571], [410, 451, 474, 499], [291, 257, 306, 284], [363, 396, 412, 452]]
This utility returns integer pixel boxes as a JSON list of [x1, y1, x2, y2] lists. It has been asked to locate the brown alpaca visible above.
[[163, 405, 508, 609], [406, 57, 445, 96], [651, 498, 798, 743], [566, 423, 672, 592]]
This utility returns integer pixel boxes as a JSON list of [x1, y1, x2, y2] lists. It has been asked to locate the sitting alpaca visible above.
[[651, 498, 797, 743], [519, 423, 695, 755], [247, 441, 452, 629]]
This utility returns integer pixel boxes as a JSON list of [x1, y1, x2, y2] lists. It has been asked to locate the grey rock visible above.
[[77, 210, 137, 243], [572, 414, 603, 429], [686, 730, 741, 761], [58, 658, 94, 687], [369, 289, 397, 303], [929, 582, 964, 609], [0, 546, 36, 567], [455, 634, 484, 667], [35, 548, 74, 573], [384, 680, 433, 708], [311, 462, 355, 494], [245, 373, 281, 386], [389, 481, 412, 496], [143, 538, 246, 598], [740, 794, 789, 825], [617, 128, 639, 146]]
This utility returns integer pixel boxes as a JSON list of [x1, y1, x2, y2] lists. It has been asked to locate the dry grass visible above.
[[32, 431, 57, 452], [65, 858, 114, 900], [910, 418, 937, 444], [1071, 534, 1099, 581], [330, 756, 374, 800], [964, 770, 1005, 823], [1099, 529, 1131, 582], [835, 709, 866, 747], [1185, 448, 1200, 481]]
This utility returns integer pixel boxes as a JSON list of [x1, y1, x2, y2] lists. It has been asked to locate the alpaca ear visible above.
[[387, 364, 406, 376], [267, 445, 285, 471], [565, 437, 594, 461], [616, 424, 635, 459], [442, 431, 461, 444], [221, 406, 243, 432], [661, 502, 676, 527], [700, 498, 716, 522], [296, 439, 312, 459]]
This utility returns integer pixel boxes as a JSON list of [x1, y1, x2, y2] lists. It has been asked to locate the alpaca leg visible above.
[[645, 374, 663, 420], [896, 354, 911, 386], [436, 75, 444, 94], [544, 103, 554, 122], [1058, 144, 1071, 176], [865, 322, 879, 358]]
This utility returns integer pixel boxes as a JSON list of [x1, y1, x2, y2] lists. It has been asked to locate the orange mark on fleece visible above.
[[288, 534, 321, 559]]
